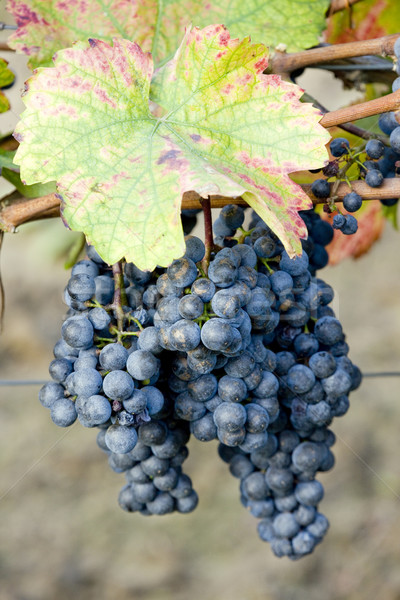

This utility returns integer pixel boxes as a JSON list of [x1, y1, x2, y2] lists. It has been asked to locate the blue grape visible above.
[[123, 389, 147, 414], [311, 179, 330, 199], [62, 316, 94, 349], [343, 192, 362, 213], [200, 318, 236, 351], [94, 275, 114, 304], [220, 204, 245, 229], [127, 350, 159, 381], [190, 413, 217, 441], [105, 424, 138, 453], [39, 382, 65, 408], [79, 394, 112, 426], [141, 386, 165, 416], [73, 368, 103, 397], [178, 294, 204, 319], [49, 358, 73, 383], [137, 326, 163, 354], [169, 319, 201, 351], [242, 472, 269, 500], [365, 168, 383, 188], [218, 375, 247, 403], [307, 513, 329, 539], [50, 397, 77, 427], [184, 236, 205, 263], [342, 214, 358, 235], [103, 370, 135, 401], [295, 480, 324, 506], [167, 257, 198, 287], [378, 112, 399, 135], [366, 139, 384, 159], [191, 277, 215, 302], [99, 343, 128, 370], [314, 316, 343, 345], [273, 512, 300, 538], [330, 137, 349, 157], [311, 220, 334, 246], [88, 307, 111, 330], [188, 373, 218, 402], [213, 402, 247, 432], [67, 273, 95, 302]]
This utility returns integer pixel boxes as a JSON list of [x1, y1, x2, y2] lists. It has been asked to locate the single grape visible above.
[[311, 179, 330, 199], [365, 139, 384, 159], [329, 137, 350, 157], [365, 169, 383, 188], [342, 214, 358, 235], [342, 192, 362, 213]]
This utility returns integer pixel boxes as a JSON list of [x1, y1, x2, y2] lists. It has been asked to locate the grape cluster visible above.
[[40, 204, 361, 559], [309, 63, 400, 234], [369, 44, 400, 209]]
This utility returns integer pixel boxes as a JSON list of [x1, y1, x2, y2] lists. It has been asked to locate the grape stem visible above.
[[328, 0, 363, 15], [111, 260, 127, 342], [270, 34, 400, 74], [201, 196, 213, 275]]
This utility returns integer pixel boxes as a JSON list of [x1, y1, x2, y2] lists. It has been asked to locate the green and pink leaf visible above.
[[13, 26, 329, 269]]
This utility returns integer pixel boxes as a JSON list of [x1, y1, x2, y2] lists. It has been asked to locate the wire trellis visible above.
[[0, 372, 399, 386]]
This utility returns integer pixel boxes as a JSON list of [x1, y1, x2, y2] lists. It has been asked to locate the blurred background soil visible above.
[[0, 9, 400, 600]]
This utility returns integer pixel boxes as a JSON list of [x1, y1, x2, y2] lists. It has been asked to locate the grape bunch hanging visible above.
[[39, 204, 361, 560]]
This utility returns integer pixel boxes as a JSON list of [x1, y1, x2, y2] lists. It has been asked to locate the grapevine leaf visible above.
[[1, 168, 56, 198], [0, 58, 14, 88], [326, 0, 400, 44], [382, 202, 398, 230], [7, 0, 330, 70], [13, 28, 329, 270], [0, 149, 18, 171], [0, 58, 15, 113], [202, 0, 330, 54], [323, 201, 385, 265]]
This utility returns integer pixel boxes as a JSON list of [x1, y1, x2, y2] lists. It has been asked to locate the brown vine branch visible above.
[[328, 0, 364, 15], [2, 180, 398, 231], [0, 194, 60, 231], [270, 34, 400, 74], [320, 90, 400, 127], [183, 180, 400, 207], [303, 93, 390, 143]]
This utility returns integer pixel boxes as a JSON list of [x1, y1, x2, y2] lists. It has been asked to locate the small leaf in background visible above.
[[1, 168, 56, 198], [0, 149, 18, 172], [0, 58, 15, 113], [323, 201, 385, 265], [326, 0, 400, 43], [381, 202, 398, 230], [7, 0, 330, 70], [13, 27, 329, 270]]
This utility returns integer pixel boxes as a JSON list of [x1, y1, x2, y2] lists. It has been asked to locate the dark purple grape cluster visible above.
[[40, 205, 361, 559]]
